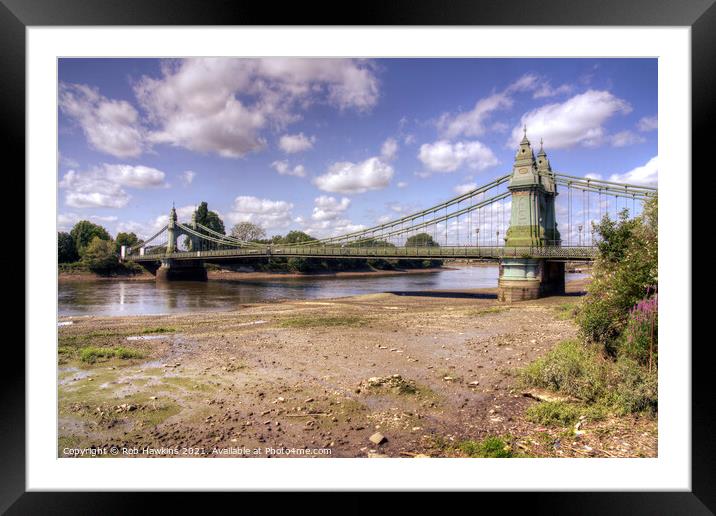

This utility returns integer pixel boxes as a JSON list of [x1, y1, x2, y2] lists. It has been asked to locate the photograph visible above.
[[56, 57, 659, 459]]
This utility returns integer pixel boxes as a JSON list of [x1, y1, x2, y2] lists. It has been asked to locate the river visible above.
[[58, 266, 588, 317]]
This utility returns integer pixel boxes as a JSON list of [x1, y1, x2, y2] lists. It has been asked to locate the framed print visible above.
[[4, 0, 711, 512]]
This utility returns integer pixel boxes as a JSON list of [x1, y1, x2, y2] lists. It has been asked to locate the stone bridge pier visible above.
[[156, 259, 207, 282], [497, 131, 564, 302]]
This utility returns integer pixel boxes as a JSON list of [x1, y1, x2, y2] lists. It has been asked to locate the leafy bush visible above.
[[620, 294, 658, 368], [610, 357, 658, 415], [525, 401, 580, 426], [578, 198, 657, 350], [520, 340, 607, 403]]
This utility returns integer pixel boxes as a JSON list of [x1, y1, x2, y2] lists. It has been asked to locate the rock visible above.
[[369, 432, 387, 445], [367, 453, 389, 458]]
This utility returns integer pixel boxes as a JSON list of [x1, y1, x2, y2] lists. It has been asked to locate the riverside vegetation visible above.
[[58, 201, 441, 277]]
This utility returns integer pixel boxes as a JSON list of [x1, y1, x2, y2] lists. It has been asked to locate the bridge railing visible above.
[[126, 244, 598, 261]]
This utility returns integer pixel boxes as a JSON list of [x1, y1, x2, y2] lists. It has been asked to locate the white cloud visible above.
[[181, 170, 196, 186], [509, 90, 632, 149], [397, 181, 408, 188], [380, 137, 398, 160], [226, 195, 295, 230], [608, 156, 658, 186], [59, 83, 144, 158], [279, 133, 316, 154], [437, 74, 538, 140], [57, 212, 118, 232], [271, 160, 307, 178], [454, 182, 477, 195], [314, 157, 394, 194], [610, 130, 646, 148], [533, 82, 573, 99], [119, 205, 196, 240], [637, 115, 658, 132], [311, 195, 351, 221], [417, 140, 499, 174], [59, 164, 167, 209], [134, 58, 379, 158]]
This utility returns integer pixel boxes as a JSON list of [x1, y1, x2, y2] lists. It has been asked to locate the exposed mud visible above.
[[57, 278, 656, 458]]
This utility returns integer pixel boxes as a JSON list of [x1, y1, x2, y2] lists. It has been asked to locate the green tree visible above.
[[58, 231, 79, 263], [70, 221, 111, 257], [231, 222, 266, 242], [578, 197, 658, 349], [405, 232, 439, 247], [279, 230, 314, 244], [82, 236, 118, 273], [196, 201, 225, 235], [115, 232, 139, 254]]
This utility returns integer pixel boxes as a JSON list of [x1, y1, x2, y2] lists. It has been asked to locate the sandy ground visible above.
[[57, 278, 656, 458]]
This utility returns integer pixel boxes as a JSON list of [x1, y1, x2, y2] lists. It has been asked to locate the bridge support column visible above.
[[156, 259, 207, 282], [497, 259, 564, 302]]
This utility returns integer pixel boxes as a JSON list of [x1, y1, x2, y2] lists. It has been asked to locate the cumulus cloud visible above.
[[271, 160, 307, 178], [59, 83, 145, 158], [508, 90, 632, 149], [134, 58, 379, 158], [180, 170, 196, 186], [314, 157, 394, 194], [119, 205, 196, 240], [312, 195, 351, 221], [380, 137, 398, 160], [637, 115, 658, 132], [417, 140, 499, 174], [437, 74, 538, 140], [454, 182, 478, 195], [533, 81, 573, 99], [58, 212, 118, 232], [397, 181, 408, 188], [610, 130, 646, 148], [59, 164, 167, 209], [226, 195, 294, 230], [279, 133, 316, 154], [608, 156, 658, 186]]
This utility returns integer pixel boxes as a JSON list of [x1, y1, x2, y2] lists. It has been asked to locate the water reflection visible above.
[[58, 267, 587, 317]]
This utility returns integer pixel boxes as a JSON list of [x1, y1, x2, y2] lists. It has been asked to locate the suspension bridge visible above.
[[121, 133, 656, 301]]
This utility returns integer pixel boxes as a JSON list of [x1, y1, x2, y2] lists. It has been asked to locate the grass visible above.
[[140, 327, 175, 334], [79, 346, 145, 363], [554, 302, 580, 320], [458, 436, 515, 458], [466, 306, 510, 317], [520, 340, 657, 417], [524, 401, 608, 427], [278, 315, 368, 328]]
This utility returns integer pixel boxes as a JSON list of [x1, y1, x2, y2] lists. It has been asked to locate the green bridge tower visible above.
[[498, 130, 565, 302]]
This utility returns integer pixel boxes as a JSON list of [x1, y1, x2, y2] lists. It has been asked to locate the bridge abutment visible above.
[[156, 259, 208, 282], [497, 258, 564, 302]]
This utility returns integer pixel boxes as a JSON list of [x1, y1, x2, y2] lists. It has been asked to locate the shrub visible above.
[[79, 346, 144, 363], [610, 357, 658, 415], [520, 340, 607, 403], [620, 294, 658, 368], [525, 401, 580, 426]]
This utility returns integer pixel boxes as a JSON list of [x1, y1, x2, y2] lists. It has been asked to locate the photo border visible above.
[[5, 0, 711, 511]]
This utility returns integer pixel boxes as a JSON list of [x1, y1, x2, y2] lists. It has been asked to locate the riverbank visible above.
[[58, 266, 450, 283], [57, 276, 656, 458]]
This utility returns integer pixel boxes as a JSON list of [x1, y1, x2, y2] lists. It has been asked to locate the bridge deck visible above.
[[126, 245, 598, 262]]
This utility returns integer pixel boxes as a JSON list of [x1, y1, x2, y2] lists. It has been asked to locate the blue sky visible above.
[[57, 58, 657, 240]]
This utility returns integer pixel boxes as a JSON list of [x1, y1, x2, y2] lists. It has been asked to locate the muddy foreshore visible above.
[[57, 278, 656, 458], [58, 266, 457, 283]]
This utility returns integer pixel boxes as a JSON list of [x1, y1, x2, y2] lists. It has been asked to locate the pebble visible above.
[[369, 432, 387, 445]]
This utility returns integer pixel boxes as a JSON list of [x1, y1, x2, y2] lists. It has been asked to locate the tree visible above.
[[70, 221, 111, 257], [278, 230, 314, 244], [405, 232, 439, 247], [231, 222, 266, 242], [195, 201, 225, 235], [578, 197, 658, 349], [82, 236, 118, 273], [115, 232, 139, 254], [58, 232, 79, 263]]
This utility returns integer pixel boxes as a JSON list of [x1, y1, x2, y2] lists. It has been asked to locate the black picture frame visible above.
[[4, 0, 709, 512]]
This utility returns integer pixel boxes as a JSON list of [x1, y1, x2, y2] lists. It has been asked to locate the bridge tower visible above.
[[156, 204, 207, 282], [498, 130, 565, 301]]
